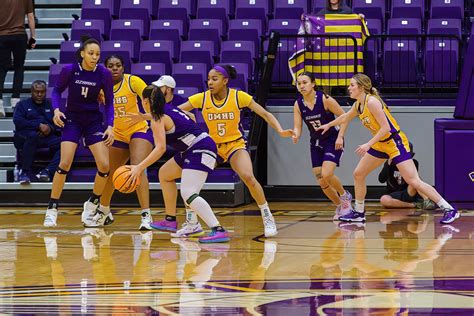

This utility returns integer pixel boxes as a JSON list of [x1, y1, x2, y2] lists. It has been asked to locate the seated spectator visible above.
[[317, 0, 353, 14], [152, 75, 187, 107], [378, 143, 436, 210], [13, 80, 60, 184]]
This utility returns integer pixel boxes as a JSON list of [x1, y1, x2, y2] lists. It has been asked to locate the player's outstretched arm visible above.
[[248, 100, 294, 138], [292, 101, 302, 144], [323, 95, 349, 150], [178, 101, 194, 112]]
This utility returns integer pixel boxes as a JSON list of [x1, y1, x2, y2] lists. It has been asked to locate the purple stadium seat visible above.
[[180, 40, 216, 70], [312, 0, 326, 13], [430, 0, 464, 20], [139, 40, 174, 74], [215, 62, 249, 91], [175, 87, 200, 99], [131, 63, 167, 84], [172, 63, 208, 90], [267, 19, 300, 35], [352, 0, 385, 25], [158, 0, 193, 34], [427, 19, 462, 39], [48, 64, 64, 87], [149, 20, 184, 58], [364, 19, 383, 80], [110, 20, 144, 62], [425, 39, 459, 85], [235, 0, 269, 31], [71, 19, 105, 42], [101, 41, 134, 72], [59, 41, 82, 64], [228, 19, 262, 53], [197, 0, 231, 33], [188, 19, 223, 54], [81, 0, 114, 35], [274, 0, 308, 20], [391, 0, 424, 20], [383, 39, 418, 84], [263, 39, 295, 84], [119, 0, 153, 36], [220, 40, 255, 74], [387, 18, 422, 35]]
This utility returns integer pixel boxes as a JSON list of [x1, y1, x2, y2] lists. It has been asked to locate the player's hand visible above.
[[128, 164, 142, 188], [53, 109, 66, 127], [292, 130, 300, 144], [38, 123, 52, 137], [335, 135, 344, 150], [103, 126, 114, 147], [278, 129, 294, 138], [316, 124, 330, 135], [125, 112, 148, 125], [97, 90, 105, 104], [355, 143, 370, 156]]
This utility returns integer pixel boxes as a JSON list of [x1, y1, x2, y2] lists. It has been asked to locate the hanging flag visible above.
[[288, 14, 370, 86]]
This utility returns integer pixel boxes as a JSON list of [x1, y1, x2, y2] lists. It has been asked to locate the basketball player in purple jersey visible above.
[[126, 85, 229, 243], [43, 37, 115, 227], [292, 73, 353, 219]]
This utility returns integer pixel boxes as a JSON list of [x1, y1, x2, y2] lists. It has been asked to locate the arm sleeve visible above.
[[378, 162, 389, 183], [51, 65, 72, 111], [236, 90, 253, 109], [102, 69, 115, 127], [188, 92, 205, 109], [13, 101, 42, 130], [130, 75, 147, 99]]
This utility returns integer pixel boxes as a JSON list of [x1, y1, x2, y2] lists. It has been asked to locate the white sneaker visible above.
[[263, 215, 278, 237], [84, 211, 107, 227], [82, 201, 98, 224], [171, 221, 205, 238], [104, 212, 114, 226], [10, 98, 20, 109], [43, 208, 58, 227], [139, 211, 153, 230], [0, 99, 5, 117]]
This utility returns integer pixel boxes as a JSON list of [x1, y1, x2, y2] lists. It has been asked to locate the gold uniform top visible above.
[[356, 94, 401, 141], [113, 74, 148, 138], [188, 88, 253, 144]]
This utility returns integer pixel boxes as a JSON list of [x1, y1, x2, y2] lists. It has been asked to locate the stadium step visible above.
[[34, 8, 81, 25], [3, 71, 49, 90], [34, 28, 71, 46], [25, 49, 59, 67]]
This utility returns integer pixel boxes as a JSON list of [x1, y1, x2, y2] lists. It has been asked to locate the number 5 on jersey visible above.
[[81, 86, 89, 98], [217, 123, 226, 137]]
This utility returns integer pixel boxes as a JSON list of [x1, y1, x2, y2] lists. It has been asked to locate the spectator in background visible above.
[[0, 0, 36, 117], [317, 0, 353, 14], [152, 75, 187, 107], [13, 80, 60, 184]]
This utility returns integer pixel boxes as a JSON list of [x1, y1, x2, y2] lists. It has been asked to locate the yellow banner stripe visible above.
[[325, 25, 363, 33], [324, 14, 362, 20]]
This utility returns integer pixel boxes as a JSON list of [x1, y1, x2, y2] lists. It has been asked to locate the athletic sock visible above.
[[355, 200, 365, 213]]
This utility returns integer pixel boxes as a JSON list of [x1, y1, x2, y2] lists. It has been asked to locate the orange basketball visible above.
[[113, 166, 140, 193]]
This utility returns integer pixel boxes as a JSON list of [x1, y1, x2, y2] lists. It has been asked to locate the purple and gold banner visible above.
[[288, 14, 370, 86]]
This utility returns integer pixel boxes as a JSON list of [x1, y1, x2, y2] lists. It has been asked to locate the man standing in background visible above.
[[0, 0, 36, 117]]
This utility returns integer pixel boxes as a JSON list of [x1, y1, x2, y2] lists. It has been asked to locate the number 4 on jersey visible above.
[[81, 86, 89, 98]]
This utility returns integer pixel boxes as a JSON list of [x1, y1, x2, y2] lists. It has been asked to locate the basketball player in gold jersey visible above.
[[93, 55, 155, 229], [151, 65, 294, 238]]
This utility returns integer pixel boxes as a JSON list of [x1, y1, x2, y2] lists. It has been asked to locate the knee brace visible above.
[[185, 193, 200, 205], [97, 170, 110, 178], [56, 167, 69, 175]]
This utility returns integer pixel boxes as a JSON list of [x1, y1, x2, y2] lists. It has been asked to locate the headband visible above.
[[213, 65, 229, 78]]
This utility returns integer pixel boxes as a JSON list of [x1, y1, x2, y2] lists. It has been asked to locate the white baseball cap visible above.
[[152, 75, 176, 89]]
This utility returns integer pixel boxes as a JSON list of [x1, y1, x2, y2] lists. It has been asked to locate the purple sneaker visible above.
[[198, 230, 230, 243], [339, 209, 366, 222], [440, 208, 460, 224], [150, 219, 177, 232]]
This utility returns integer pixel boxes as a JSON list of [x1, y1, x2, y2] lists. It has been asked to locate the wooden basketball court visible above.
[[0, 202, 472, 314]]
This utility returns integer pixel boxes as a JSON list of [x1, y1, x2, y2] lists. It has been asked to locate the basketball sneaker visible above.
[[263, 215, 278, 237], [82, 201, 99, 224], [171, 221, 205, 238], [150, 218, 177, 232], [84, 211, 107, 227], [339, 209, 366, 222], [198, 230, 230, 243], [139, 211, 153, 230], [43, 208, 58, 227], [104, 212, 114, 226], [440, 208, 460, 224]]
